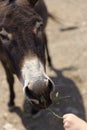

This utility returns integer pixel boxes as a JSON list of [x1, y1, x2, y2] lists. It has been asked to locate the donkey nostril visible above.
[[48, 80, 55, 92], [25, 86, 36, 99], [48, 79, 55, 100], [25, 86, 39, 104], [25, 86, 32, 98]]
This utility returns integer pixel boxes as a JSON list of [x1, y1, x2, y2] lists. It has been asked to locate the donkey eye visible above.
[[0, 28, 13, 45], [33, 21, 43, 35], [38, 22, 43, 30], [0, 34, 9, 40]]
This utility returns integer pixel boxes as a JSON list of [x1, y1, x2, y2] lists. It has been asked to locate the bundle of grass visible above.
[[40, 92, 63, 119]]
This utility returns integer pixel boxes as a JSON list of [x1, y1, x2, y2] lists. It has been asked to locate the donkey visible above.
[[0, 0, 55, 112]]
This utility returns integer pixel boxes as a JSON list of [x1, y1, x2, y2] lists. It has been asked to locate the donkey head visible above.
[[0, 0, 55, 109]]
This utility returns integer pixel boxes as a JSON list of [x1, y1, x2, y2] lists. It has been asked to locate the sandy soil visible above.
[[0, 0, 87, 130]]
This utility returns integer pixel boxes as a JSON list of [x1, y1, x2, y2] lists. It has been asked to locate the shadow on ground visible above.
[[11, 66, 86, 130]]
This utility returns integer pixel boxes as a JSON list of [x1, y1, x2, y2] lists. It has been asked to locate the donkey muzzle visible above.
[[24, 77, 55, 109]]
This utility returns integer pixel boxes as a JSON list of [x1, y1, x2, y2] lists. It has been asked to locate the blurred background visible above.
[[0, 0, 87, 130]]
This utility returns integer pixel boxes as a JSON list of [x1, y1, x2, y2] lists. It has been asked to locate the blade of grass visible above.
[[48, 108, 63, 119]]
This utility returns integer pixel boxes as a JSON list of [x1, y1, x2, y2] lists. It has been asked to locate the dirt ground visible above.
[[0, 0, 87, 130]]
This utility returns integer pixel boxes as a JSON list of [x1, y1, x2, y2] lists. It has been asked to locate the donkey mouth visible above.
[[25, 86, 53, 109], [30, 99, 52, 109]]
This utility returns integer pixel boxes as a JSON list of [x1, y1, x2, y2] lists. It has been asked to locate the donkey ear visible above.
[[29, 0, 38, 7], [0, 28, 12, 45]]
